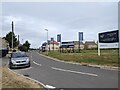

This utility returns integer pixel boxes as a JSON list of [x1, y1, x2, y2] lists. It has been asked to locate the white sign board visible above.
[[99, 43, 118, 49], [98, 30, 119, 56]]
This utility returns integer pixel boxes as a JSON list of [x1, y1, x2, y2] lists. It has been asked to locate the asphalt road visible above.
[[2, 51, 119, 89]]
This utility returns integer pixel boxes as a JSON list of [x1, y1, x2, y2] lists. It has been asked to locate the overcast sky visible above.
[[2, 2, 118, 48]]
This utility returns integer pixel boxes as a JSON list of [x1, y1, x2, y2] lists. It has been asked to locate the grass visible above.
[[43, 49, 119, 67], [1, 67, 45, 89]]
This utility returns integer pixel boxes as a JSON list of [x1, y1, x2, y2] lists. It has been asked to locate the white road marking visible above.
[[33, 61, 42, 66], [31, 52, 42, 66], [46, 85, 56, 89], [51, 67, 98, 77]]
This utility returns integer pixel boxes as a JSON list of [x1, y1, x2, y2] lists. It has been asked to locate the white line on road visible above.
[[51, 67, 98, 77], [46, 85, 56, 89], [33, 61, 42, 66]]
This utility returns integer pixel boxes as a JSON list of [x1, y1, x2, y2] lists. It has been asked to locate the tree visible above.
[[18, 40, 31, 52], [23, 41, 31, 50], [5, 32, 18, 48], [18, 45, 28, 52]]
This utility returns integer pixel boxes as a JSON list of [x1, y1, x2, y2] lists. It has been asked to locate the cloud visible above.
[[2, 2, 118, 48]]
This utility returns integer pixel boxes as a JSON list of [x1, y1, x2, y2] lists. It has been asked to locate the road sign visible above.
[[99, 43, 118, 49], [98, 30, 119, 56]]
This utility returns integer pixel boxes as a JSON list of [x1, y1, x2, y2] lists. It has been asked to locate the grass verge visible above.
[[43, 49, 119, 67], [1, 67, 45, 89]]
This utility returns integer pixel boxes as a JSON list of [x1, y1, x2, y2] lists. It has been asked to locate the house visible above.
[[61, 41, 84, 50], [41, 40, 59, 52], [84, 41, 97, 49], [74, 41, 84, 50], [48, 40, 59, 51]]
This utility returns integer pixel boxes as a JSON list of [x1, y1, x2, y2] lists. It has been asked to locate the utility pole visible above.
[[12, 21, 14, 51]]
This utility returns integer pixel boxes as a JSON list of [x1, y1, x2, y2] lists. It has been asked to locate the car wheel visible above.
[[29, 63, 30, 67], [28, 62, 30, 67]]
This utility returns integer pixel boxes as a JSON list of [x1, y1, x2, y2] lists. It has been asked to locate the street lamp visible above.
[[45, 29, 48, 55]]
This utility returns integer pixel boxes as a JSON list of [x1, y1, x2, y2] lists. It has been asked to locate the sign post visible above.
[[78, 32, 83, 52], [98, 35, 100, 56], [57, 34, 61, 52], [51, 37, 54, 51], [98, 30, 119, 56]]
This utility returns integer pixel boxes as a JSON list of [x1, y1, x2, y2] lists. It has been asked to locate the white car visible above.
[[9, 51, 30, 69]]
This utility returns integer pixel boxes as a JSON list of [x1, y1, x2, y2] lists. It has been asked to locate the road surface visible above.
[[3, 51, 119, 89]]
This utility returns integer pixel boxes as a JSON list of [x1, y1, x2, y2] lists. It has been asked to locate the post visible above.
[[98, 34, 100, 56], [53, 40, 54, 51], [79, 41, 80, 53], [12, 21, 14, 51], [118, 29, 120, 64], [78, 32, 80, 53], [47, 30, 48, 55], [45, 29, 48, 55]]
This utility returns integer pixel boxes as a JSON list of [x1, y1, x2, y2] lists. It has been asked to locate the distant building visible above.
[[41, 40, 97, 52], [74, 41, 84, 50], [48, 40, 59, 51], [61, 41, 74, 48], [60, 41, 74, 52], [41, 40, 59, 52], [61, 41, 84, 50], [84, 41, 97, 49]]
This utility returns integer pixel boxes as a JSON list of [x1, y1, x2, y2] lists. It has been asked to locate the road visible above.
[[2, 50, 118, 89]]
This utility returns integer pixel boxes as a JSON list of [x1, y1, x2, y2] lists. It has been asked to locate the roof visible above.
[[49, 41, 59, 45]]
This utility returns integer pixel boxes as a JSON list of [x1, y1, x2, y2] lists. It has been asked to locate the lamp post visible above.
[[45, 29, 48, 55]]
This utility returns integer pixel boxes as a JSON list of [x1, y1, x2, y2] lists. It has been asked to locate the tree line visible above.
[[5, 31, 31, 52]]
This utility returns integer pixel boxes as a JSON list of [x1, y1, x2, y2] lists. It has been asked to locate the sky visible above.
[[1, 2, 118, 48]]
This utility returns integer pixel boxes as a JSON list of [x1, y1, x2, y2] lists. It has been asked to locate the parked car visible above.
[[9, 51, 30, 69], [0, 48, 8, 57]]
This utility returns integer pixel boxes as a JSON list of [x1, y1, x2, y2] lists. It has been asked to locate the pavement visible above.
[[2, 50, 119, 89]]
